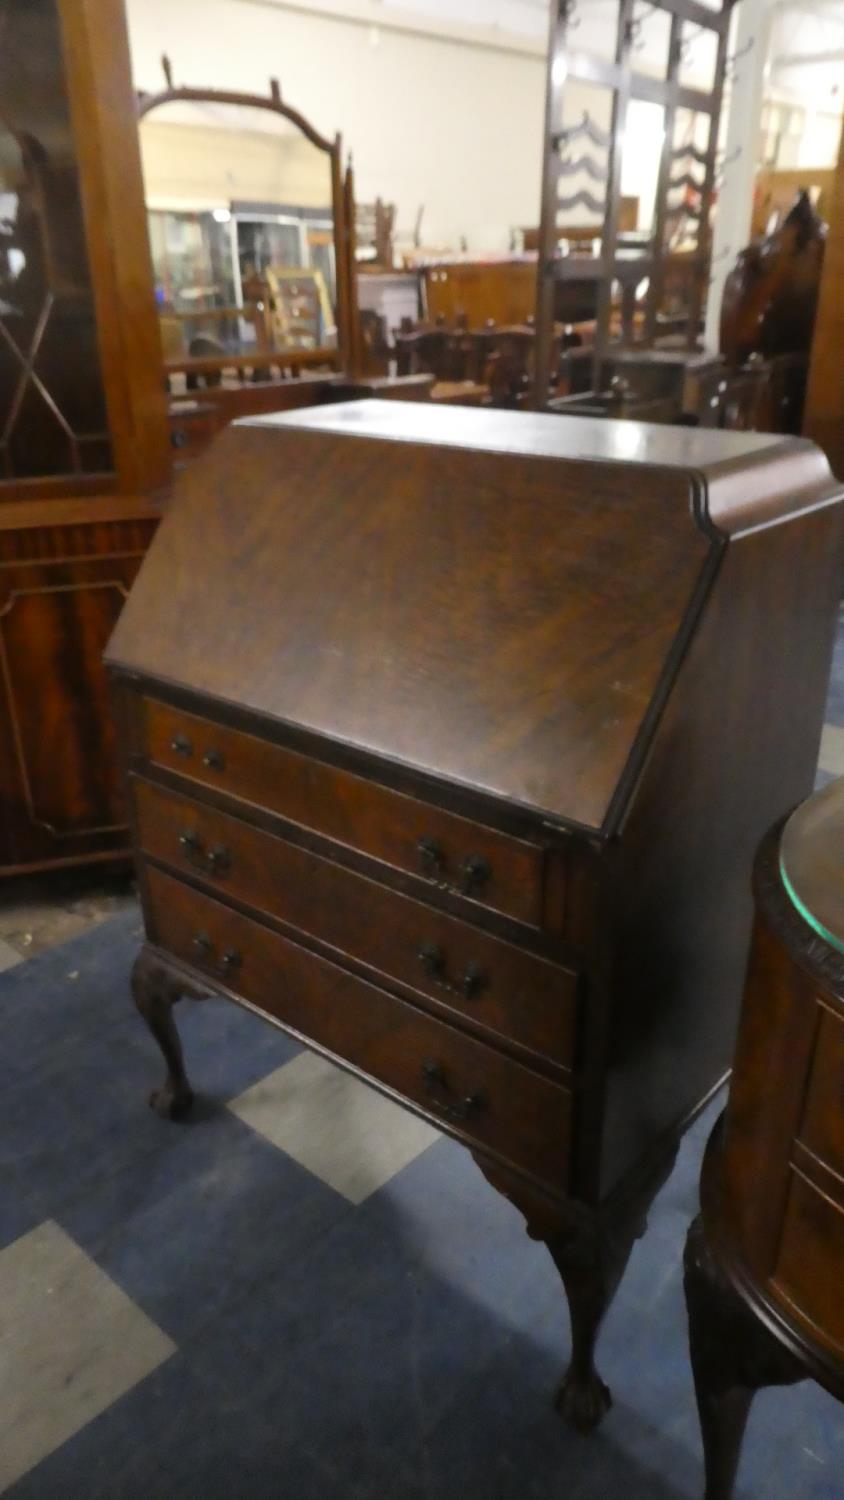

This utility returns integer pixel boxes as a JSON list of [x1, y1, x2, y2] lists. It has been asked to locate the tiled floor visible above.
[[0, 867, 136, 965], [1, 606, 843, 1499], [0, 1221, 175, 1493]]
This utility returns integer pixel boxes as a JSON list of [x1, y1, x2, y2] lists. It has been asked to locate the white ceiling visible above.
[[384, 0, 549, 39], [768, 1, 844, 109]]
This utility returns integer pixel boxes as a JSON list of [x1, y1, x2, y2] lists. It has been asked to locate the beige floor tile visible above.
[[229, 1050, 440, 1205], [0, 909, 93, 959], [819, 723, 844, 778], [0, 1221, 175, 1493], [0, 940, 22, 974]]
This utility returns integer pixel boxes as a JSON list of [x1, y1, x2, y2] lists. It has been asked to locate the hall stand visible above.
[[533, 0, 736, 417]]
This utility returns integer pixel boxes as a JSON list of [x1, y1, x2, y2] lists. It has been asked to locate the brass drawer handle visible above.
[[416, 838, 492, 898], [416, 836, 445, 878], [192, 931, 242, 976], [170, 732, 193, 758], [460, 853, 491, 895], [418, 942, 488, 1000], [179, 829, 230, 875], [421, 1059, 485, 1123]]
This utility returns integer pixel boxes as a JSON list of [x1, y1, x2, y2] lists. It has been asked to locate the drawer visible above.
[[143, 864, 572, 1191], [133, 778, 577, 1072], [799, 1002, 844, 1186], [141, 699, 546, 928], [773, 1167, 844, 1356]]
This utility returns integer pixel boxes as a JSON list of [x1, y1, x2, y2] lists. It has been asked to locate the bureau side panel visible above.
[[599, 500, 844, 1198]]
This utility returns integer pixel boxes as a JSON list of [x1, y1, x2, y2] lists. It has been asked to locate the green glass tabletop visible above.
[[780, 776, 844, 954]]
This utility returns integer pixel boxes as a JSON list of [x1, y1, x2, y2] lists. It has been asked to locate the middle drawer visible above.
[[133, 777, 577, 1073]]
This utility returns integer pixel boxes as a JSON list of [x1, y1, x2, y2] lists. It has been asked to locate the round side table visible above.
[[684, 778, 844, 1500]]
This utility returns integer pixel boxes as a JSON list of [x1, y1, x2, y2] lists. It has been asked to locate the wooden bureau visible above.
[[105, 401, 844, 1429]]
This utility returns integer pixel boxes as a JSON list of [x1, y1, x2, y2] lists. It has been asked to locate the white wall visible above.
[[125, 0, 548, 253]]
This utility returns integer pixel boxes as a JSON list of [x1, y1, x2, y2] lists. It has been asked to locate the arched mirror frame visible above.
[[136, 68, 357, 385]]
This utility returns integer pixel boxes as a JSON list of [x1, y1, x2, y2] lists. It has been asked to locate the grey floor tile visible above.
[[0, 940, 22, 974], [229, 1050, 440, 1204], [0, 1220, 174, 1493], [818, 723, 844, 777]]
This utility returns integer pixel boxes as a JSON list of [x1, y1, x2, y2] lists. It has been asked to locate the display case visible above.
[[0, 0, 170, 874]]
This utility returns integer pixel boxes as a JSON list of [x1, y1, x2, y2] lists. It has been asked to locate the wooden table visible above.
[[685, 779, 844, 1498], [106, 402, 844, 1431]]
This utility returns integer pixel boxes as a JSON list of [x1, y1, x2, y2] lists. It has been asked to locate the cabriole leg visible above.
[[131, 947, 206, 1120], [472, 1145, 677, 1431], [684, 1215, 806, 1500]]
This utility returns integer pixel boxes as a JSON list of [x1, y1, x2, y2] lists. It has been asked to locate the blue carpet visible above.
[[2, 903, 842, 1500]]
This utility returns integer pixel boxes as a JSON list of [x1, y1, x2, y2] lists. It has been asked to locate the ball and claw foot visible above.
[[554, 1367, 613, 1431], [148, 1082, 195, 1121]]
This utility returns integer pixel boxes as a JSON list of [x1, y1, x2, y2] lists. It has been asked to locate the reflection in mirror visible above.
[[139, 99, 337, 378]]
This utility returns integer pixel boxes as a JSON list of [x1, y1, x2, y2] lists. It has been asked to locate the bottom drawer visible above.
[[773, 1167, 844, 1356], [143, 865, 571, 1192]]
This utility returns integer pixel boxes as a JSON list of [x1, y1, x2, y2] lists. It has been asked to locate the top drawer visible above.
[[141, 699, 547, 928]]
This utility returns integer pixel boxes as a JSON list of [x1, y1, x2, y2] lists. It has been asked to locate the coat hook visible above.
[[716, 146, 742, 170], [726, 37, 754, 81]]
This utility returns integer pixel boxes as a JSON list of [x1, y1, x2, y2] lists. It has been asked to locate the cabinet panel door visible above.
[[0, 550, 144, 870]]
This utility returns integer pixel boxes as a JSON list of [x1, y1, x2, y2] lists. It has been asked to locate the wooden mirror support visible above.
[[136, 62, 361, 394]]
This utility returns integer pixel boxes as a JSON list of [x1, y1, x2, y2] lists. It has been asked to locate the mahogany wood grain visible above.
[[604, 497, 844, 1196], [141, 699, 546, 928], [142, 863, 573, 1190], [0, 505, 159, 872], [109, 408, 715, 832], [688, 806, 844, 1499], [798, 1004, 844, 1190], [133, 776, 577, 1071], [773, 1168, 844, 1356], [719, 916, 819, 1280]]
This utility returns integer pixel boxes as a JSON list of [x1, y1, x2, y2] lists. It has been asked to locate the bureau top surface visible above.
[[251, 397, 784, 470], [107, 402, 833, 833]]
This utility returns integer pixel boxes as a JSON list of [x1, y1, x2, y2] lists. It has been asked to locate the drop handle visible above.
[[415, 838, 492, 898], [459, 854, 491, 894], [192, 931, 242, 976], [179, 829, 230, 875], [421, 1059, 485, 1123], [417, 943, 488, 999], [416, 836, 445, 878]]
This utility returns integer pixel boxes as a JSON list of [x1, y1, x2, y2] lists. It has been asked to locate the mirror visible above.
[[138, 87, 345, 385]]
